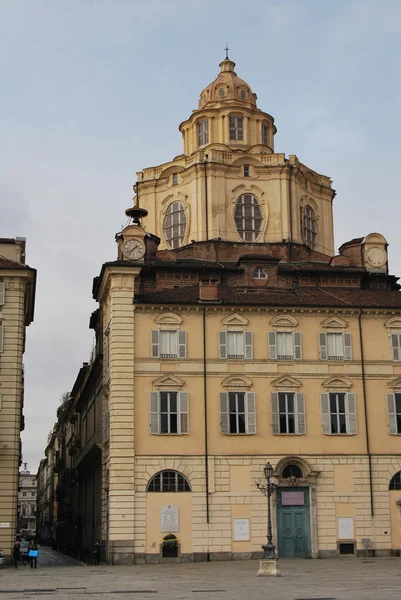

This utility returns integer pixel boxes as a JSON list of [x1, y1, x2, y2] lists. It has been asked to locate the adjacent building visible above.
[[38, 57, 401, 564], [0, 238, 36, 560], [18, 463, 37, 535]]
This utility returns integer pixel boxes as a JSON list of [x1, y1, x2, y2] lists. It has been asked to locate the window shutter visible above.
[[151, 330, 159, 358], [295, 393, 306, 434], [220, 392, 229, 434], [0, 282, 4, 306], [219, 331, 227, 359], [293, 332, 302, 360], [178, 330, 187, 359], [271, 392, 279, 434], [245, 392, 256, 434], [319, 333, 327, 360], [268, 332, 277, 359], [346, 393, 357, 434], [343, 333, 352, 360], [320, 393, 331, 434], [391, 334, 400, 361], [0, 323, 3, 353], [178, 392, 189, 434], [387, 393, 397, 434], [150, 392, 160, 434], [245, 331, 253, 359]]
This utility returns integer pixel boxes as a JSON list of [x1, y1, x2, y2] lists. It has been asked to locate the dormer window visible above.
[[172, 174, 178, 185], [244, 165, 250, 177], [229, 116, 244, 141], [253, 267, 267, 279], [303, 205, 316, 247], [198, 120, 209, 147], [262, 123, 269, 146]]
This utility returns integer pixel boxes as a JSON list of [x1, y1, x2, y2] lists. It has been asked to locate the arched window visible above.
[[252, 267, 267, 280], [303, 205, 316, 247], [147, 470, 191, 492], [164, 202, 186, 249], [235, 194, 262, 241], [282, 464, 303, 479], [389, 471, 401, 490]]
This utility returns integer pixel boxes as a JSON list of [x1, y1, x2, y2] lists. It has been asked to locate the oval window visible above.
[[164, 202, 186, 249], [234, 194, 262, 241]]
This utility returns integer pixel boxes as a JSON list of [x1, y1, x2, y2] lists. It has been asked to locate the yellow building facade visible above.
[[90, 58, 401, 564], [0, 238, 36, 560]]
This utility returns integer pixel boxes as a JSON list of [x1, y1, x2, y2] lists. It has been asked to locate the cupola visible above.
[[198, 58, 258, 110]]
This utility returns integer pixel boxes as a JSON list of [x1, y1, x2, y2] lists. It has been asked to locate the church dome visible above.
[[198, 58, 257, 110]]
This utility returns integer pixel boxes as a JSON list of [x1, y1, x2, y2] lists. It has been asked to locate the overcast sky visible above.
[[1, 0, 400, 472]]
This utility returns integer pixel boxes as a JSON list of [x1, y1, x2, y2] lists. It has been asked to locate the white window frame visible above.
[[163, 201, 187, 249], [151, 329, 187, 359], [198, 119, 209, 147], [268, 331, 302, 360], [319, 332, 352, 361], [387, 392, 401, 434], [220, 391, 256, 435], [390, 334, 401, 361], [320, 392, 357, 435], [219, 330, 253, 359], [252, 267, 267, 280], [271, 391, 305, 434], [234, 194, 262, 241], [229, 116, 244, 141], [150, 391, 188, 435]]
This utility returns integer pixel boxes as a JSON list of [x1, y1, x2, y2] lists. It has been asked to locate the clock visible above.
[[122, 238, 145, 261], [21, 478, 29, 487], [367, 247, 386, 268]]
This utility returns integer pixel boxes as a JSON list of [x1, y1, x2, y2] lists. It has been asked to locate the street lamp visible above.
[[255, 461, 280, 577]]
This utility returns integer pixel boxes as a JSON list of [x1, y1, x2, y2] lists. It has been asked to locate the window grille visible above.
[[282, 464, 303, 478], [262, 123, 269, 146], [229, 116, 244, 141], [147, 470, 191, 492], [198, 120, 209, 146], [389, 471, 401, 490], [163, 202, 186, 249], [339, 543, 355, 555], [303, 205, 316, 247], [234, 194, 262, 241]]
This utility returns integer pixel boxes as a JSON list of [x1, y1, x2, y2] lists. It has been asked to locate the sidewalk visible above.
[[1, 557, 400, 599]]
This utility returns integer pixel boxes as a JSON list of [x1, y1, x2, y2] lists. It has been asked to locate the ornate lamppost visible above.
[[255, 461, 280, 577]]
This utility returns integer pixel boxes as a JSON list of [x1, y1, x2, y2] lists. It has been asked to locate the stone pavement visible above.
[[1, 556, 401, 600]]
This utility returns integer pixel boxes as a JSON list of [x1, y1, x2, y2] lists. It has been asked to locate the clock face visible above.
[[122, 238, 145, 260], [367, 247, 386, 268], [21, 478, 29, 487]]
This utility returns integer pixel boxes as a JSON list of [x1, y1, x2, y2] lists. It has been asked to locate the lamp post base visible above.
[[257, 559, 281, 577]]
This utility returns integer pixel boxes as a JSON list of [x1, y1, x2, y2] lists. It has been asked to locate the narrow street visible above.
[[25, 545, 84, 568]]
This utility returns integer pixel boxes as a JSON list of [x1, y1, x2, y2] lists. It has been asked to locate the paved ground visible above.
[[1, 548, 401, 600]]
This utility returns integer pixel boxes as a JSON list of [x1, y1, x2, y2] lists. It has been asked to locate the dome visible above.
[[198, 58, 257, 110]]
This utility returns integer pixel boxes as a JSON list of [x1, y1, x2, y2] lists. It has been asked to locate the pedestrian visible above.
[[28, 539, 39, 569], [12, 540, 20, 569], [92, 539, 101, 566]]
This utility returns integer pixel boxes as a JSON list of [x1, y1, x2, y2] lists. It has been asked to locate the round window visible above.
[[282, 465, 303, 479], [234, 194, 262, 241], [163, 202, 187, 249]]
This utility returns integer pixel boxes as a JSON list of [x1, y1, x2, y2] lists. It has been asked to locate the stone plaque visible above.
[[338, 517, 354, 539], [0, 522, 10, 528], [160, 504, 179, 533], [233, 518, 250, 541], [281, 491, 304, 506]]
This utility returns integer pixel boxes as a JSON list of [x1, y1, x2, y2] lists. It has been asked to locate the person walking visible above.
[[92, 540, 101, 566], [12, 540, 20, 569], [28, 539, 39, 568]]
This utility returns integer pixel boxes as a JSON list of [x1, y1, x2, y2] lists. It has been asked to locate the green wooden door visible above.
[[277, 488, 311, 558]]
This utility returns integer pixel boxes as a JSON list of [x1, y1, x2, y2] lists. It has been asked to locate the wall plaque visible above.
[[0, 522, 10, 528], [281, 491, 304, 506], [338, 517, 354, 539], [233, 518, 250, 541], [160, 504, 179, 533]]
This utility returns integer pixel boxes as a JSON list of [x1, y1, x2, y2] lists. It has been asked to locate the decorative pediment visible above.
[[384, 317, 401, 330], [221, 375, 253, 389], [322, 376, 353, 389], [221, 313, 249, 327], [270, 315, 299, 328], [153, 374, 184, 389], [320, 316, 348, 329], [154, 312, 183, 326], [389, 377, 401, 390], [271, 376, 301, 389]]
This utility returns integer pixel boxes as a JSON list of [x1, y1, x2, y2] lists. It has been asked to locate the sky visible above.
[[1, 0, 401, 472]]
